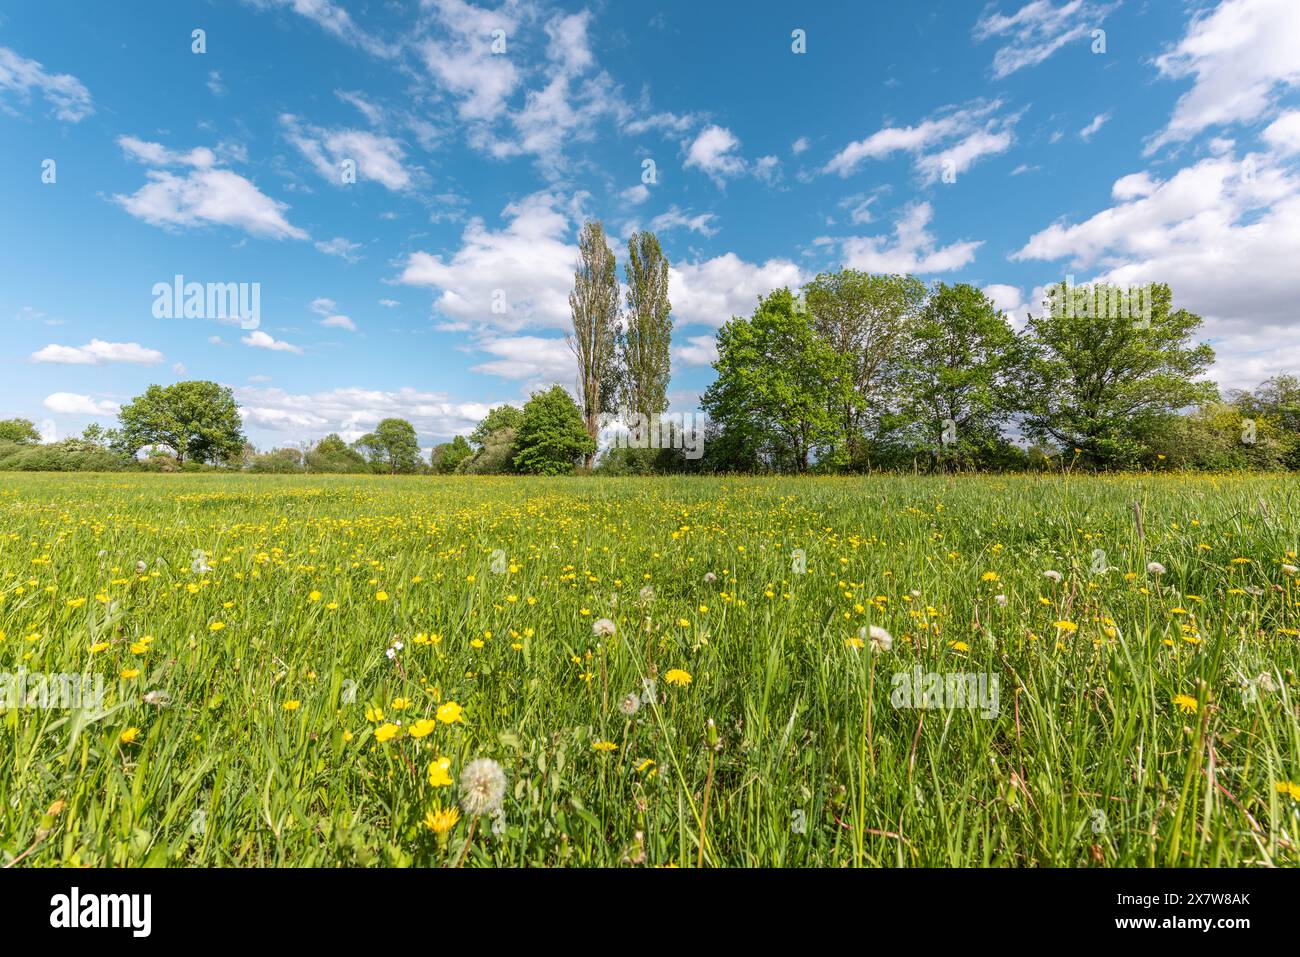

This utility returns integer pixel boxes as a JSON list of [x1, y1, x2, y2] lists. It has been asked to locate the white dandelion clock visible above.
[[859, 625, 892, 653], [1043, 570, 1062, 583], [1147, 561, 1166, 576], [592, 617, 616, 638], [459, 758, 507, 817]]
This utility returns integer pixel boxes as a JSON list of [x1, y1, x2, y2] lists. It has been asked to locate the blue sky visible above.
[[3, 0, 1299, 451]]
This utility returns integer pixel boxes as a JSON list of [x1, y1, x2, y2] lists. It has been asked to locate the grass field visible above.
[[1, 472, 1298, 867]]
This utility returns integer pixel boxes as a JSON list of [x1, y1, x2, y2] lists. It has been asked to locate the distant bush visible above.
[[0, 439, 129, 472]]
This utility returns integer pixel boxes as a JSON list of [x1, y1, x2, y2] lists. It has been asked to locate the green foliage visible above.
[[247, 448, 306, 473], [115, 381, 246, 465], [1018, 283, 1216, 468], [702, 289, 852, 472], [460, 427, 519, 474], [355, 418, 422, 474], [513, 385, 595, 475], [469, 406, 524, 448], [0, 418, 42, 444], [0, 438, 129, 471], [305, 433, 370, 473], [430, 435, 473, 474], [618, 230, 673, 416]]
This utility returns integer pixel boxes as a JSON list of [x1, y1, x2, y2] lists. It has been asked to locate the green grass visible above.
[[1, 472, 1297, 867]]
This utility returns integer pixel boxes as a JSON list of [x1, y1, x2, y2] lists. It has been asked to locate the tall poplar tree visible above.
[[618, 230, 673, 416], [566, 221, 620, 469]]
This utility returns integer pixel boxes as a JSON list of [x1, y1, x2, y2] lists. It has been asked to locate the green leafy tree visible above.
[[355, 418, 422, 474], [702, 289, 852, 472], [804, 270, 926, 465], [618, 230, 673, 417], [566, 221, 621, 468], [115, 381, 246, 465], [305, 433, 370, 473], [1228, 374, 1300, 468], [431, 435, 473, 473], [470, 406, 524, 447], [513, 385, 595, 475], [0, 418, 42, 444], [1018, 283, 1216, 468], [898, 283, 1022, 470]]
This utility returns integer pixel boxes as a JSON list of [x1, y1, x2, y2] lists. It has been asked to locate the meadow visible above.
[[1, 472, 1297, 868]]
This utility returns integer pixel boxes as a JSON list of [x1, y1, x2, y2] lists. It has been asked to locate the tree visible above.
[[566, 221, 620, 469], [804, 270, 926, 465], [1228, 374, 1300, 468], [512, 385, 595, 475], [431, 435, 473, 473], [898, 283, 1022, 470], [0, 418, 41, 444], [702, 289, 852, 472], [115, 381, 245, 465], [469, 405, 524, 448], [1018, 283, 1216, 468], [305, 433, 369, 473], [355, 418, 421, 474], [618, 230, 673, 417]]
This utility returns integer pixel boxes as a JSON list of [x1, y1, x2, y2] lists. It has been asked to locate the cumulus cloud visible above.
[[31, 339, 164, 366], [669, 253, 805, 327], [684, 125, 747, 184], [399, 191, 578, 334], [470, 335, 576, 388], [242, 330, 303, 354], [1147, 0, 1300, 153], [113, 136, 307, 240], [0, 46, 93, 121], [974, 1, 1118, 78], [672, 335, 719, 368], [1263, 110, 1300, 155], [43, 392, 120, 415], [837, 202, 982, 274], [649, 206, 719, 237], [314, 236, 364, 261]]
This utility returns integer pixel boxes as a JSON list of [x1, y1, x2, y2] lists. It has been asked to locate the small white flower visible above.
[[995, 594, 1007, 607], [592, 617, 616, 638], [1282, 564, 1298, 577], [703, 572, 717, 583], [385, 648, 397, 661], [619, 692, 640, 717], [143, 690, 172, 708], [1147, 561, 1166, 576], [1043, 570, 1062, 583], [859, 625, 892, 653]]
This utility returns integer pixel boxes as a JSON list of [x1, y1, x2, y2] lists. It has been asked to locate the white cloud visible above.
[[824, 101, 1014, 182], [114, 136, 307, 240], [235, 384, 489, 443], [31, 339, 165, 366], [399, 191, 578, 334], [973, 1, 1118, 79], [244, 0, 397, 59], [792, 136, 810, 155], [669, 253, 805, 327], [672, 335, 718, 368], [319, 314, 357, 332], [1012, 148, 1300, 385], [309, 298, 337, 316], [684, 125, 747, 184], [1148, 0, 1300, 153], [207, 70, 226, 96], [838, 202, 982, 274], [620, 184, 650, 204], [753, 155, 781, 185], [1079, 111, 1110, 141], [242, 330, 303, 354], [378, 298, 401, 308], [624, 110, 697, 136], [281, 115, 413, 191], [314, 236, 363, 261], [418, 0, 523, 122], [470, 335, 575, 387], [1263, 109, 1300, 156], [0, 46, 93, 121], [43, 392, 120, 415], [649, 206, 719, 237], [983, 283, 1026, 317]]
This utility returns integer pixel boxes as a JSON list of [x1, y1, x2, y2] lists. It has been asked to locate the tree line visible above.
[[3, 221, 1297, 474]]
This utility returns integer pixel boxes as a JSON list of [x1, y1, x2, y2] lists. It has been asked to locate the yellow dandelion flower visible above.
[[119, 727, 140, 745], [1173, 694, 1198, 714], [664, 668, 692, 687]]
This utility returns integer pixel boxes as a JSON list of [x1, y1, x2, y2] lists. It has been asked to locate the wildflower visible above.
[[1147, 562, 1166, 576], [208, 621, 225, 632], [1173, 694, 1198, 715], [135, 560, 148, 574], [375, 591, 389, 601], [664, 668, 692, 687], [638, 585, 656, 603], [283, 700, 301, 712], [592, 740, 618, 752], [119, 727, 140, 745], [619, 692, 641, 717], [436, 701, 465, 724], [995, 594, 1007, 607], [1257, 673, 1278, 693], [592, 617, 616, 638], [981, 571, 999, 582], [1282, 564, 1299, 577], [1277, 781, 1300, 801], [950, 640, 969, 652], [89, 642, 109, 654], [640, 678, 657, 705], [704, 572, 717, 583], [861, 624, 892, 652], [1054, 621, 1078, 634], [120, 668, 140, 680], [427, 757, 453, 787], [374, 722, 400, 743], [459, 758, 507, 817], [408, 718, 436, 738], [1043, 570, 1062, 583], [425, 806, 461, 838], [143, 690, 172, 708]]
